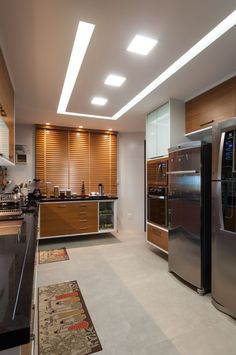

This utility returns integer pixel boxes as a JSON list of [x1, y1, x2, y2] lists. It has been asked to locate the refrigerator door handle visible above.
[[167, 170, 198, 175], [148, 195, 165, 199]]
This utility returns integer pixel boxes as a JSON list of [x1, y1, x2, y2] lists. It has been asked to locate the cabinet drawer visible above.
[[147, 224, 168, 252], [78, 202, 98, 211], [40, 202, 98, 237]]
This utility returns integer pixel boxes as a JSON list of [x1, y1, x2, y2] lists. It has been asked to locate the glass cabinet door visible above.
[[146, 102, 170, 159]]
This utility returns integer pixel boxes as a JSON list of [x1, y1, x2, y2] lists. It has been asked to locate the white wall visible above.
[[7, 124, 35, 187], [117, 132, 145, 233]]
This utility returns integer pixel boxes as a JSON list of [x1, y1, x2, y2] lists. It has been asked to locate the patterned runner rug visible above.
[[39, 248, 69, 264], [38, 280, 102, 355]]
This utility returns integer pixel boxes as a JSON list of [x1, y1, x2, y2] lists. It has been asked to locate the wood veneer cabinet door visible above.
[[69, 131, 89, 194], [40, 203, 81, 237], [40, 202, 98, 237], [185, 77, 236, 133], [0, 48, 14, 162], [147, 224, 168, 252]]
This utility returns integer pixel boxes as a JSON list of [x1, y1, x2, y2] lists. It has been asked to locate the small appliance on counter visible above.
[[27, 178, 41, 206], [0, 193, 23, 219]]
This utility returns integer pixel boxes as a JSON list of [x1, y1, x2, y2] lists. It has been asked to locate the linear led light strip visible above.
[[57, 10, 236, 120]]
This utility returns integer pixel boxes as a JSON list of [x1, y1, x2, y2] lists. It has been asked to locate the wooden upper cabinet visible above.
[[185, 76, 236, 134], [0, 48, 14, 163], [35, 126, 117, 195]]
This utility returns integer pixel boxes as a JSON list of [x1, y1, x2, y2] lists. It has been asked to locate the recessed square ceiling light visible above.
[[91, 97, 108, 106], [127, 34, 158, 55], [104, 74, 126, 87]]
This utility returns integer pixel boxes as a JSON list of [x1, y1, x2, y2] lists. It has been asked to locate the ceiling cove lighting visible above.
[[58, 10, 235, 121], [127, 34, 158, 55], [112, 9, 236, 120], [57, 21, 95, 114], [104, 74, 126, 87], [91, 97, 108, 106]]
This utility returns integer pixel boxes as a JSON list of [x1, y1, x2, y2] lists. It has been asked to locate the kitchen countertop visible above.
[[40, 195, 118, 202], [0, 208, 37, 351]]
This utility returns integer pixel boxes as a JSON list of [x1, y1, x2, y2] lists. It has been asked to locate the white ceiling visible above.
[[0, 0, 235, 132]]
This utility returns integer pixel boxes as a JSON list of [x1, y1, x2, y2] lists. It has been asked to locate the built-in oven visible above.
[[147, 186, 167, 227]]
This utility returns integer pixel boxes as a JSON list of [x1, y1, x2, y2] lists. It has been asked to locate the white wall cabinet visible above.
[[146, 99, 187, 159]]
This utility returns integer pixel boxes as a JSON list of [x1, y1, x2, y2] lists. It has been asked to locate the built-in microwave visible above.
[[147, 157, 168, 186]]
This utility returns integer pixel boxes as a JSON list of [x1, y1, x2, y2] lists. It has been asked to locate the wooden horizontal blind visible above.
[[110, 134, 117, 196], [35, 128, 46, 188], [35, 126, 117, 195], [45, 129, 69, 193], [90, 132, 110, 194], [69, 131, 89, 194]]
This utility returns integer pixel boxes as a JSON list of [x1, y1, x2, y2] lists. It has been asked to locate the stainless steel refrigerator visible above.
[[212, 118, 236, 317], [168, 141, 211, 295]]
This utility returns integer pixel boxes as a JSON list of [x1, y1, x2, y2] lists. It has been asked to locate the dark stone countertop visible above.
[[40, 195, 118, 202], [0, 208, 38, 351]]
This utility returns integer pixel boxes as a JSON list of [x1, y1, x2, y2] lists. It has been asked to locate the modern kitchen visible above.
[[0, 1, 236, 355]]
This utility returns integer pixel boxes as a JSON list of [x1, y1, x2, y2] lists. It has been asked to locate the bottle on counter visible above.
[[66, 189, 71, 198], [54, 186, 59, 198], [45, 182, 51, 198], [81, 181, 86, 197]]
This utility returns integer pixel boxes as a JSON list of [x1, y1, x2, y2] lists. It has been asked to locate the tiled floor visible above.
[[37, 231, 236, 355]]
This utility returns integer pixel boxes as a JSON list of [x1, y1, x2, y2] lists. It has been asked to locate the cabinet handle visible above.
[[58, 205, 67, 208], [80, 219, 88, 222], [79, 227, 88, 230], [200, 120, 214, 127], [79, 204, 88, 207]]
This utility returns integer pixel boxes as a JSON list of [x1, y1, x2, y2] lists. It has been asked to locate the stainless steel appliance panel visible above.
[[212, 180, 236, 316], [168, 172, 201, 288], [212, 119, 236, 317], [168, 142, 211, 293]]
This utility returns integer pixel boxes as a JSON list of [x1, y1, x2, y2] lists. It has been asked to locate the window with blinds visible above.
[[35, 126, 117, 196]]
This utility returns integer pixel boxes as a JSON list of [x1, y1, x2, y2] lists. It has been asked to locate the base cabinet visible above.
[[39, 200, 117, 239], [147, 223, 168, 253]]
